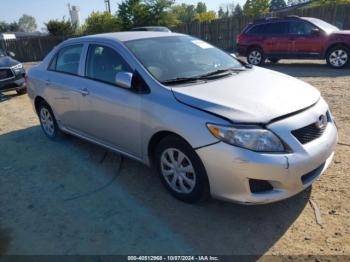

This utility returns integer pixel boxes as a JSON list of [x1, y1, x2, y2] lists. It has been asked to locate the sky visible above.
[[1, 0, 245, 31]]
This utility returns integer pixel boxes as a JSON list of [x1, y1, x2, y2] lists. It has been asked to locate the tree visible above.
[[0, 21, 20, 32], [145, 0, 177, 27], [46, 19, 77, 36], [172, 4, 197, 23], [117, 0, 148, 30], [196, 2, 207, 14], [270, 0, 287, 10], [194, 11, 217, 22], [233, 4, 243, 16], [84, 12, 121, 34], [18, 14, 37, 32], [244, 0, 270, 17]]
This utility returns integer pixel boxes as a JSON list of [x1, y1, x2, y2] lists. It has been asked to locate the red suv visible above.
[[236, 16, 350, 68]]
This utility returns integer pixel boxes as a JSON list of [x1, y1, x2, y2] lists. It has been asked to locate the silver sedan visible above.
[[27, 32, 338, 204]]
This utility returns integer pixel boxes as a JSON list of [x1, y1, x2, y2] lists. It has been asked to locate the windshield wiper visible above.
[[161, 77, 205, 85], [161, 67, 246, 85]]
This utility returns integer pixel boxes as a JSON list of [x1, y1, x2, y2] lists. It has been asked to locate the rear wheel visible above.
[[326, 46, 349, 68], [38, 101, 63, 140], [247, 48, 265, 66], [155, 135, 210, 203]]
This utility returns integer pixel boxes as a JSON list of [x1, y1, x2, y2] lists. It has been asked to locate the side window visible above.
[[247, 24, 266, 35], [54, 45, 83, 75], [289, 21, 315, 35], [265, 22, 289, 35], [86, 45, 132, 85]]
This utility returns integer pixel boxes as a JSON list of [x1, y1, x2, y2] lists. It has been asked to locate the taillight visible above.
[[236, 34, 243, 43]]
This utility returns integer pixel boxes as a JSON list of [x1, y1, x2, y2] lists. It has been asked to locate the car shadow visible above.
[[263, 61, 350, 78], [0, 126, 310, 256], [0, 91, 22, 103]]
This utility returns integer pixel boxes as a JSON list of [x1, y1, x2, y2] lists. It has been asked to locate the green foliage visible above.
[[270, 0, 287, 10], [46, 19, 77, 36], [244, 0, 270, 17], [194, 11, 217, 22], [117, 0, 148, 30], [172, 4, 197, 23], [145, 0, 177, 27], [234, 4, 244, 16], [196, 2, 207, 14], [18, 14, 37, 32], [0, 21, 19, 32], [84, 11, 121, 34]]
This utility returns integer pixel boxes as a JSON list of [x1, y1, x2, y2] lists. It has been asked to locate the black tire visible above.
[[268, 58, 280, 64], [155, 135, 210, 203], [247, 47, 265, 66], [16, 88, 27, 95], [326, 45, 350, 69], [38, 101, 63, 140]]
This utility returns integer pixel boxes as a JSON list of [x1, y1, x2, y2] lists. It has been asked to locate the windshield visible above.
[[307, 18, 339, 34], [125, 36, 243, 83], [0, 49, 6, 57]]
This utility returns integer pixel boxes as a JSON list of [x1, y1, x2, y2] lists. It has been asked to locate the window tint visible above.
[[55, 45, 83, 75], [264, 22, 289, 34], [289, 21, 315, 35], [86, 45, 132, 85], [246, 24, 266, 35]]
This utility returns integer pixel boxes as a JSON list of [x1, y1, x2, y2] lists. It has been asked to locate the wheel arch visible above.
[[147, 131, 193, 166], [247, 44, 263, 53], [34, 96, 47, 115], [325, 43, 350, 58]]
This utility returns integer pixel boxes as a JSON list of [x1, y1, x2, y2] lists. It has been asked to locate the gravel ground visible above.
[[0, 60, 349, 257]]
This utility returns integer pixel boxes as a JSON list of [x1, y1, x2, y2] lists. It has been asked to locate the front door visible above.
[[77, 44, 142, 157]]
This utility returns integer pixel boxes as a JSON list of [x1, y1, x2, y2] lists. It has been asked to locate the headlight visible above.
[[207, 124, 285, 152], [12, 64, 23, 70]]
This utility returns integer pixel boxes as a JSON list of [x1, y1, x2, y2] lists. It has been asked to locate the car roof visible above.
[[74, 31, 182, 43]]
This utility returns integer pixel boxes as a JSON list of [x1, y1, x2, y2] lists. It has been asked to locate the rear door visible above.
[[46, 44, 86, 130], [288, 20, 324, 57], [262, 22, 292, 55]]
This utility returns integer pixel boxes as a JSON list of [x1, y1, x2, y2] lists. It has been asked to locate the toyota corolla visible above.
[[27, 32, 338, 204]]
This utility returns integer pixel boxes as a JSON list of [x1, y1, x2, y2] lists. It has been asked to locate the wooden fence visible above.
[[2, 4, 350, 62], [0, 36, 65, 62], [174, 4, 350, 50]]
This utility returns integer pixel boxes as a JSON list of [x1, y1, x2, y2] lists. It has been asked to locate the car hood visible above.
[[171, 67, 320, 124], [0, 56, 20, 67], [331, 30, 350, 36]]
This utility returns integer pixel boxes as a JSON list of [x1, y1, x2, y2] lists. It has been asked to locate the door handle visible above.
[[78, 88, 89, 96], [45, 79, 51, 86]]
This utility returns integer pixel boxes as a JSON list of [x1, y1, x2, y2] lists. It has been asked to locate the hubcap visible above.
[[248, 50, 262, 65], [40, 107, 55, 136], [329, 49, 348, 67], [160, 148, 196, 194]]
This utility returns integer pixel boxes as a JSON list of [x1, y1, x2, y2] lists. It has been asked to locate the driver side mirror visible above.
[[8, 51, 15, 58], [115, 72, 133, 89]]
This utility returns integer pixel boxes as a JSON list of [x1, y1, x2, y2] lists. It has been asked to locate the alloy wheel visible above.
[[329, 49, 348, 68], [40, 107, 55, 137], [248, 50, 262, 65], [160, 148, 196, 194]]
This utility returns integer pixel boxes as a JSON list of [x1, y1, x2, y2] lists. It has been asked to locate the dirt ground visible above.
[[0, 60, 349, 258]]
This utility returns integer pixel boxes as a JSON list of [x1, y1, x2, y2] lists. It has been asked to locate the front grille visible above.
[[291, 114, 328, 144], [0, 69, 14, 81]]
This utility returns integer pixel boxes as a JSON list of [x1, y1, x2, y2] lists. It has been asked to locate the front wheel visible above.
[[16, 88, 27, 95], [247, 48, 265, 66], [155, 135, 210, 203], [326, 46, 349, 68]]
